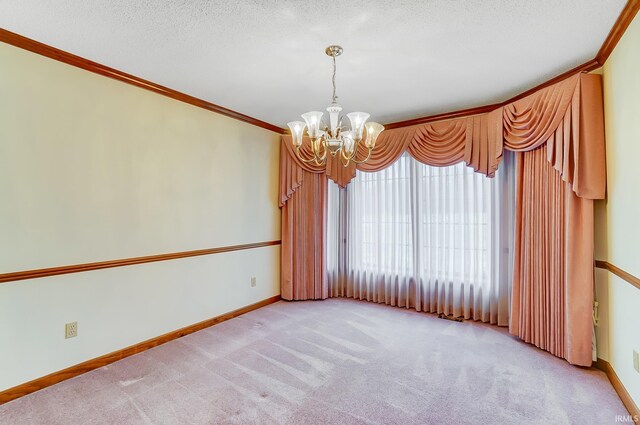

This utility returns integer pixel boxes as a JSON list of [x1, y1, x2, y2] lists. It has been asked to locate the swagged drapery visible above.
[[278, 72, 605, 366]]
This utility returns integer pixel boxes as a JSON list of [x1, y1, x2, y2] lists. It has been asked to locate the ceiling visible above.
[[0, 1, 627, 128]]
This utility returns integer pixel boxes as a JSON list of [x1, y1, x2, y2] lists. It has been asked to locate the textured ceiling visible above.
[[0, 0, 627, 128]]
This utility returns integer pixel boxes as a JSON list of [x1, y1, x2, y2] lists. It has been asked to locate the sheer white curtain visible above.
[[328, 152, 515, 325]]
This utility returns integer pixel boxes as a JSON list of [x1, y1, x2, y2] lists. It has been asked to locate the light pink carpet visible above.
[[0, 298, 628, 424]]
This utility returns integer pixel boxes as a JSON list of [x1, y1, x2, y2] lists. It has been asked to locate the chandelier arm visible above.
[[294, 145, 322, 164], [349, 146, 374, 165], [317, 139, 328, 163], [313, 151, 328, 166], [338, 142, 356, 167], [313, 142, 324, 165], [339, 144, 353, 162]]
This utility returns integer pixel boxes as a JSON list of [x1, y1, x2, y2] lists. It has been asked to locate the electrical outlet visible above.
[[634, 350, 639, 373], [65, 321, 78, 339], [250, 277, 257, 287]]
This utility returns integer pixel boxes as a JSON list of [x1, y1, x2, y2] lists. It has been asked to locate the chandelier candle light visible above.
[[287, 45, 384, 167]]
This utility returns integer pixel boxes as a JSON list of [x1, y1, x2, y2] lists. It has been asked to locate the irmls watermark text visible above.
[[615, 414, 639, 423]]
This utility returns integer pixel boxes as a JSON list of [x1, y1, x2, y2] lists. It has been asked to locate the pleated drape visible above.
[[279, 140, 329, 300], [502, 73, 604, 366], [511, 148, 594, 366], [280, 169, 327, 300]]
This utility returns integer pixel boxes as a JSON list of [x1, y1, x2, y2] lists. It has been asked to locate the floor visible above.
[[0, 298, 628, 425]]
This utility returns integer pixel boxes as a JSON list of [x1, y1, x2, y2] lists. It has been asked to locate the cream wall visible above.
[[0, 43, 281, 391], [595, 11, 640, 407]]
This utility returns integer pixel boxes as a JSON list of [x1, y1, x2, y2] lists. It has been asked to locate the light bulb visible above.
[[287, 121, 306, 147], [347, 112, 370, 141], [302, 111, 324, 139], [364, 122, 384, 148]]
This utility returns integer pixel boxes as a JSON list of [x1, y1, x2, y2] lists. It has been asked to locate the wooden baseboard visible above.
[[0, 295, 281, 405], [594, 358, 640, 420]]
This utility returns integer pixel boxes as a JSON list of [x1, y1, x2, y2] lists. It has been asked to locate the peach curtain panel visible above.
[[511, 148, 595, 366], [502, 73, 605, 366], [279, 140, 328, 300], [279, 73, 605, 365]]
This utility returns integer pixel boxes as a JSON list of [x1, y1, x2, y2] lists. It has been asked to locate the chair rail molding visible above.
[[0, 240, 281, 284], [595, 260, 640, 290]]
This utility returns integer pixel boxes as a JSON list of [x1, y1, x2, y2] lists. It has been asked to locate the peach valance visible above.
[[501, 73, 605, 199], [280, 110, 503, 202], [279, 72, 605, 201], [279, 136, 354, 207], [356, 109, 503, 177]]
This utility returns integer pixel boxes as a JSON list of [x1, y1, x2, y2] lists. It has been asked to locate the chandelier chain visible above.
[[332, 54, 337, 103]]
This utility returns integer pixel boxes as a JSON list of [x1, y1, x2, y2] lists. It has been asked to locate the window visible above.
[[327, 152, 515, 324]]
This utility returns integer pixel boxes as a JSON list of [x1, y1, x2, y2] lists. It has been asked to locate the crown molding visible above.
[[596, 0, 640, 65], [2, 1, 639, 134], [384, 59, 603, 130], [383, 103, 501, 130], [0, 28, 286, 134], [385, 0, 639, 130]]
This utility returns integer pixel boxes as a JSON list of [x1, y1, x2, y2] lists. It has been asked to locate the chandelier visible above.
[[287, 45, 384, 167]]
